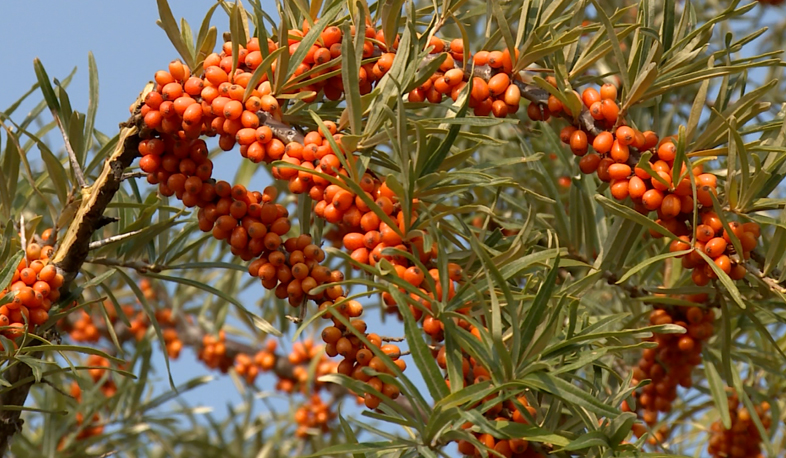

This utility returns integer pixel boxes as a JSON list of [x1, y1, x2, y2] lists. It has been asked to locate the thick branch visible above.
[[0, 83, 154, 452]]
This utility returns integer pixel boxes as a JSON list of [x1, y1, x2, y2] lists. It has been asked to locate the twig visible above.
[[84, 257, 165, 274], [258, 112, 305, 144], [513, 79, 603, 136], [88, 229, 147, 251], [380, 336, 405, 342], [53, 112, 88, 189], [744, 262, 786, 295], [40, 378, 76, 400], [120, 171, 147, 181]]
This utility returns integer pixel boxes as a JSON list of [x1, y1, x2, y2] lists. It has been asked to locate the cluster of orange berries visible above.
[[670, 213, 760, 286], [321, 299, 404, 409], [156, 309, 184, 359], [294, 393, 336, 438], [456, 395, 542, 457], [557, 88, 711, 224], [0, 234, 62, 340], [198, 329, 233, 373], [439, 328, 546, 457], [235, 338, 337, 393], [234, 339, 339, 437], [625, 300, 714, 439], [59, 356, 117, 449], [553, 84, 761, 285], [66, 310, 101, 343], [247, 233, 341, 308], [708, 393, 771, 457], [408, 41, 522, 118], [234, 339, 278, 385]]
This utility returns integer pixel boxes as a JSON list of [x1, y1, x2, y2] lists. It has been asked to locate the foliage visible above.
[[1, 0, 786, 457]]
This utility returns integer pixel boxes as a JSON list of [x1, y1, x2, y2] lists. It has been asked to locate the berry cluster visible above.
[[234, 339, 339, 437], [708, 393, 771, 457], [198, 329, 232, 373], [59, 355, 117, 449], [293, 393, 336, 438], [1, 234, 62, 341], [554, 84, 761, 286], [671, 213, 760, 286], [625, 300, 715, 439], [456, 395, 541, 457], [408, 42, 522, 118]]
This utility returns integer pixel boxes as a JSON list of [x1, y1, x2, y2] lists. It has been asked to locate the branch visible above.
[[87, 229, 147, 251], [513, 79, 603, 136], [0, 83, 154, 453], [744, 262, 786, 295], [120, 171, 147, 181], [84, 257, 165, 274]]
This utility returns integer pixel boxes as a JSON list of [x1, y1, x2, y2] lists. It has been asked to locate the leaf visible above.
[[704, 359, 731, 429], [299, 441, 409, 457], [38, 144, 69, 205], [589, 0, 630, 93], [661, 0, 676, 52], [417, 81, 470, 176], [83, 51, 99, 158], [697, 250, 746, 310], [521, 257, 560, 361], [156, 0, 196, 69], [595, 195, 676, 240], [32, 59, 60, 117], [340, 21, 362, 134], [394, 287, 449, 401], [521, 371, 620, 418], [616, 249, 691, 284], [0, 251, 24, 294], [230, 1, 246, 76]]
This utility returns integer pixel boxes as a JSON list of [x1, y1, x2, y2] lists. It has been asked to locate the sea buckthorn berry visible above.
[[470, 77, 490, 101], [569, 130, 588, 156], [714, 255, 732, 274], [600, 99, 619, 122], [607, 163, 632, 180], [592, 131, 613, 154], [600, 83, 618, 100], [705, 237, 727, 258], [610, 140, 630, 163], [610, 179, 629, 200], [641, 189, 664, 211], [559, 126, 577, 144], [503, 83, 521, 106], [582, 87, 600, 107], [487, 73, 510, 97], [596, 157, 614, 182], [443, 68, 464, 87], [616, 126, 635, 146], [742, 222, 760, 238], [670, 235, 691, 253], [579, 153, 602, 174], [547, 94, 563, 114], [658, 141, 676, 161], [628, 176, 646, 199]]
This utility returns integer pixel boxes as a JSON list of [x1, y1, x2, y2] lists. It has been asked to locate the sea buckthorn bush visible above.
[[1, 0, 786, 456]]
